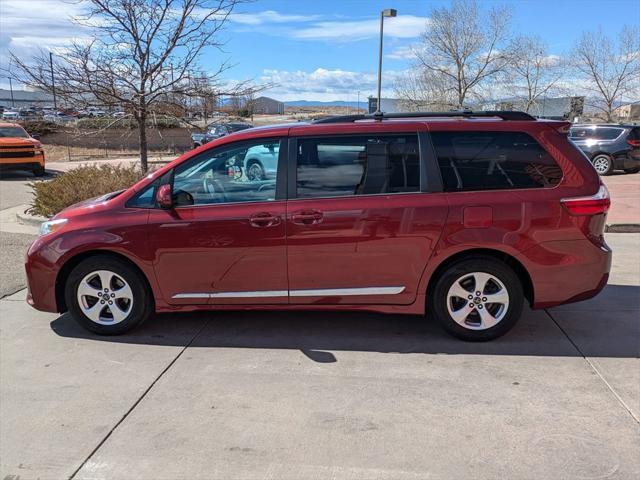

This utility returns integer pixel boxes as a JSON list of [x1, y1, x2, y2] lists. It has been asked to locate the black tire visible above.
[[65, 255, 153, 335], [624, 168, 639, 174], [591, 154, 614, 175], [246, 160, 265, 181], [33, 165, 45, 176], [429, 257, 524, 341]]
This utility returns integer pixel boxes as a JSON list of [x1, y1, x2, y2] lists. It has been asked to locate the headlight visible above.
[[39, 218, 68, 236]]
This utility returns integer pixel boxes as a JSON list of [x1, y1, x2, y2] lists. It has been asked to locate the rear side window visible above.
[[296, 134, 420, 198], [570, 127, 624, 140], [431, 131, 562, 191]]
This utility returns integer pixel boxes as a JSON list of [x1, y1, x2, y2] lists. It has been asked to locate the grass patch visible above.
[[30, 164, 145, 217]]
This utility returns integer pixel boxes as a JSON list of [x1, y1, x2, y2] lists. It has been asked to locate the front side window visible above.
[[172, 138, 281, 206], [295, 134, 420, 198], [431, 131, 563, 191]]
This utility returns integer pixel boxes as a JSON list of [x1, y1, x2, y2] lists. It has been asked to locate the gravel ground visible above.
[[0, 231, 35, 298]]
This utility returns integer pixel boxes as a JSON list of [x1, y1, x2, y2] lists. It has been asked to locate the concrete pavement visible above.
[[0, 232, 35, 297], [603, 173, 640, 227], [1, 233, 638, 479]]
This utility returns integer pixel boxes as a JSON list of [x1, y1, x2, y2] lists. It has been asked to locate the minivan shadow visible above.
[[50, 284, 639, 360]]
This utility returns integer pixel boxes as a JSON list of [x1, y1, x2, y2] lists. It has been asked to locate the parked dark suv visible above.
[[26, 111, 612, 342], [191, 122, 253, 148], [569, 124, 640, 175]]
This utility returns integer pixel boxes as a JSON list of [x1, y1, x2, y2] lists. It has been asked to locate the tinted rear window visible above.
[[431, 131, 562, 191], [570, 127, 624, 140], [296, 134, 420, 198]]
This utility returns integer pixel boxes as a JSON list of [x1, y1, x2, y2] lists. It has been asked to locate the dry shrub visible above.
[[30, 164, 144, 217]]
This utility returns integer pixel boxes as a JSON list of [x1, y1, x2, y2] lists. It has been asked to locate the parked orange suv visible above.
[[0, 123, 45, 176]]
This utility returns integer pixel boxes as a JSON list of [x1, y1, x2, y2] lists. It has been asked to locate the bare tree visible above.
[[506, 35, 564, 113], [394, 69, 457, 111], [572, 26, 640, 121], [8, 0, 255, 171], [408, 0, 512, 109]]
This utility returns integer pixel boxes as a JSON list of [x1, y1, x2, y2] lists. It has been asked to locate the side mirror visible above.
[[156, 184, 173, 209]]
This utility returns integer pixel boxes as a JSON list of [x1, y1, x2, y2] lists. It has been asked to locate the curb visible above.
[[606, 224, 640, 233], [16, 211, 48, 227]]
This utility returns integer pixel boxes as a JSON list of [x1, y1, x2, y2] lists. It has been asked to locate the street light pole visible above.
[[8, 77, 14, 108], [376, 8, 397, 115], [49, 51, 57, 110]]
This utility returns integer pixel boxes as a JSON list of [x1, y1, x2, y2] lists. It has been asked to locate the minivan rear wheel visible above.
[[430, 257, 524, 341], [65, 255, 152, 335], [592, 154, 613, 175]]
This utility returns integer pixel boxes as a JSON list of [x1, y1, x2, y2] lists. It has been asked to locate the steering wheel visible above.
[[258, 182, 275, 192], [203, 177, 226, 202]]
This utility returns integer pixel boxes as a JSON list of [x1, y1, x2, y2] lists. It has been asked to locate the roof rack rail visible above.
[[313, 110, 536, 124]]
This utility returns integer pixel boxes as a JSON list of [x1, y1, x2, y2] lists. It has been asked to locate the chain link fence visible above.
[[40, 127, 193, 162]]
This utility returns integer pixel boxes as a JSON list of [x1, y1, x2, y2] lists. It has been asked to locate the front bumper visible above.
[[25, 236, 61, 313], [0, 152, 45, 170]]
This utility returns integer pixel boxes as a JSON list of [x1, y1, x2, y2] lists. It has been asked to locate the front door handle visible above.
[[249, 212, 281, 228], [291, 209, 323, 225]]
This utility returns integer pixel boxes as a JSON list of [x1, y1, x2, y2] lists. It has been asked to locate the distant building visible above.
[[251, 96, 284, 115], [368, 97, 401, 114], [614, 103, 640, 121], [483, 96, 585, 120], [0, 89, 54, 108]]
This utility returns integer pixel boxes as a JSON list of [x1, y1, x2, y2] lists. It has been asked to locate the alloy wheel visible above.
[[592, 155, 611, 175], [247, 163, 264, 181], [76, 270, 134, 325], [446, 272, 510, 330]]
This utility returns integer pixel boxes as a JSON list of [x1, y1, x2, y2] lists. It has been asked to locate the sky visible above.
[[0, 0, 638, 102]]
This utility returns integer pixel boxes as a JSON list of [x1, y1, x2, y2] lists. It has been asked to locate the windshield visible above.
[[0, 126, 29, 138]]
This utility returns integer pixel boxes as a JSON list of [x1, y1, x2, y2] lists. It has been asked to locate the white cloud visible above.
[[258, 68, 404, 102], [291, 15, 429, 42], [230, 10, 321, 26], [0, 0, 90, 79], [386, 45, 419, 60]]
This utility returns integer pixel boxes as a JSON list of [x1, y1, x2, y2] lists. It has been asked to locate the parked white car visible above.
[[2, 110, 19, 120], [44, 112, 76, 123]]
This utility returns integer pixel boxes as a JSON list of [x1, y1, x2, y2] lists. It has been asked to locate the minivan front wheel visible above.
[[430, 258, 524, 341], [65, 255, 152, 335], [592, 154, 613, 175]]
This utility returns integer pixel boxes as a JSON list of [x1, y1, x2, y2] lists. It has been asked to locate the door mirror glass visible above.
[[156, 184, 173, 209]]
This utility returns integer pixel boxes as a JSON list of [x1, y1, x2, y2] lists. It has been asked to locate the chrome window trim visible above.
[[171, 286, 406, 300]]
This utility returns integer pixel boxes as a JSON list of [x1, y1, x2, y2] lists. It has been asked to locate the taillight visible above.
[[561, 184, 611, 216], [627, 139, 640, 148]]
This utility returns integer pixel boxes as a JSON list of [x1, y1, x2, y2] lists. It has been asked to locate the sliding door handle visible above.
[[249, 212, 281, 228], [291, 210, 323, 225]]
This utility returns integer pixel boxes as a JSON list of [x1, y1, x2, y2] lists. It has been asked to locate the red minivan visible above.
[[25, 111, 612, 341]]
